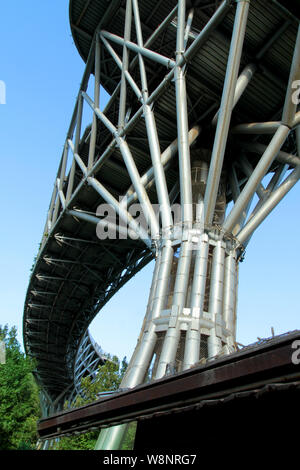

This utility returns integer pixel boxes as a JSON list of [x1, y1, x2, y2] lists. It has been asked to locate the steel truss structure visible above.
[[38, 330, 107, 417], [24, 0, 300, 450], [69, 331, 111, 404]]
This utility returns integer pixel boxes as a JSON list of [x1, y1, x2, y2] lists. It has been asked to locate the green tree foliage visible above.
[[0, 325, 40, 450], [54, 355, 136, 450], [72, 354, 123, 407], [122, 421, 138, 450]]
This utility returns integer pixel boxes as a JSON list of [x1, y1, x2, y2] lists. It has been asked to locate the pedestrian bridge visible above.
[[23, 0, 300, 414]]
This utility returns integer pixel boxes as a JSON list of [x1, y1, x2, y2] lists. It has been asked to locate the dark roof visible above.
[[37, 331, 300, 440]]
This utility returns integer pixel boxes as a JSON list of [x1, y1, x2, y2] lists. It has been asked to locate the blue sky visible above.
[[0, 1, 299, 361]]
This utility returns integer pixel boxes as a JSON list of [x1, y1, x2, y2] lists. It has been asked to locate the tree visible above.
[[65, 354, 124, 410], [53, 355, 135, 450], [0, 325, 40, 450], [54, 354, 123, 450]]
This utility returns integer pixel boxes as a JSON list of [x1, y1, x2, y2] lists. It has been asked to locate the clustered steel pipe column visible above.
[[122, 241, 174, 388], [96, 0, 244, 450], [95, 240, 174, 450]]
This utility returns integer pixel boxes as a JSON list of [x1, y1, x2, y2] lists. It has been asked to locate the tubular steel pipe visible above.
[[212, 62, 257, 126], [189, 234, 210, 312], [95, 423, 129, 451], [143, 104, 174, 230], [252, 164, 288, 211], [282, 25, 300, 128], [183, 8, 195, 51], [66, 94, 84, 202], [233, 113, 300, 133], [89, 2, 229, 178], [229, 165, 240, 202], [52, 141, 69, 223], [100, 30, 176, 69], [223, 124, 290, 234], [237, 164, 300, 246], [223, 251, 238, 342], [88, 35, 101, 170], [151, 2, 198, 377], [58, 142, 69, 190], [228, 164, 255, 236], [182, 323, 201, 371], [38, 0, 221, 263], [175, 0, 193, 226], [101, 35, 142, 100], [232, 194, 255, 237], [122, 241, 174, 388], [67, 209, 151, 248], [296, 126, 300, 156], [242, 164, 289, 246], [98, 4, 179, 127], [238, 141, 300, 168], [183, 233, 210, 370], [123, 126, 201, 207], [155, 240, 193, 379], [121, 259, 163, 385], [255, 19, 291, 60], [68, 139, 87, 176], [265, 164, 289, 193], [132, 0, 173, 231], [118, 0, 132, 131], [132, 0, 148, 99], [232, 121, 282, 135], [82, 91, 160, 238], [144, 255, 161, 324], [63, 33, 95, 144], [237, 155, 266, 200], [95, 428, 109, 450], [182, 0, 231, 65], [116, 136, 160, 238], [204, 0, 250, 226], [57, 189, 66, 211], [47, 182, 58, 231], [207, 241, 226, 358], [293, 111, 300, 128], [175, 65, 193, 226], [87, 176, 151, 244], [119, 256, 161, 393]]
